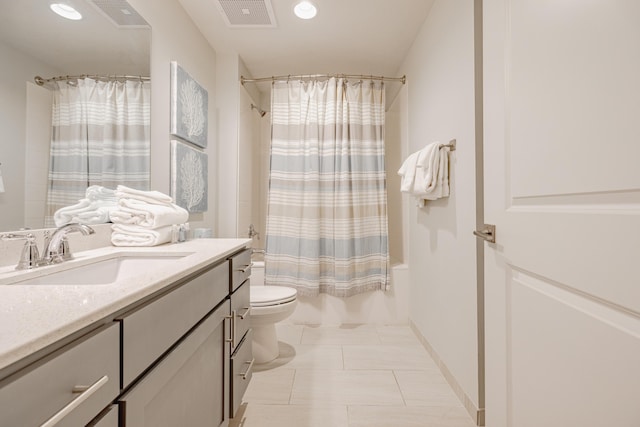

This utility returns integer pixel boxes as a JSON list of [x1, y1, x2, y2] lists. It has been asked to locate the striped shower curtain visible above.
[[44, 78, 150, 226], [265, 77, 389, 297]]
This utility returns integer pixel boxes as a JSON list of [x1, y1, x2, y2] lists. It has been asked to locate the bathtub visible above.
[[250, 260, 409, 325]]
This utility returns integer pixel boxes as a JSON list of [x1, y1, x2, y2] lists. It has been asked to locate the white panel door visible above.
[[483, 1, 640, 426]]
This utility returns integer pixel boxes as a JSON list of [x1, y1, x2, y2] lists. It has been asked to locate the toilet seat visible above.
[[250, 286, 297, 307]]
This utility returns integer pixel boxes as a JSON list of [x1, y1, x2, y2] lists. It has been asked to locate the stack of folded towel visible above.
[[398, 142, 450, 203], [54, 185, 118, 226], [109, 185, 189, 247]]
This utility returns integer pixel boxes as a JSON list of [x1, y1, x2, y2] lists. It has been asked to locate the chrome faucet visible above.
[[40, 223, 95, 265], [0, 233, 40, 270], [248, 224, 260, 240]]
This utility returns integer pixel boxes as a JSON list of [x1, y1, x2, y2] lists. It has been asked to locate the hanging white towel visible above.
[[397, 150, 421, 193], [110, 199, 189, 228], [397, 142, 450, 202], [422, 146, 450, 200], [115, 185, 173, 206], [412, 142, 441, 195], [111, 224, 173, 247]]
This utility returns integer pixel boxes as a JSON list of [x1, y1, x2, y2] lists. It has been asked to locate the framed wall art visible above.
[[170, 61, 208, 148], [170, 140, 208, 213]]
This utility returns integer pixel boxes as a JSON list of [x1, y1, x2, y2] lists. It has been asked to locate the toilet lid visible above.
[[251, 286, 297, 307]]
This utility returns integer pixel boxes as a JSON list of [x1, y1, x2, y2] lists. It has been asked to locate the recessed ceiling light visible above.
[[294, 1, 317, 20], [50, 3, 83, 20]]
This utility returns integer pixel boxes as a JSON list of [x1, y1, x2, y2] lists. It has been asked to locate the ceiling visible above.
[[0, 0, 150, 76], [179, 0, 435, 81]]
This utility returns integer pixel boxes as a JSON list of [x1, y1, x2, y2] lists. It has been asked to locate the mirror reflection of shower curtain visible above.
[[44, 78, 150, 227], [265, 77, 389, 297]]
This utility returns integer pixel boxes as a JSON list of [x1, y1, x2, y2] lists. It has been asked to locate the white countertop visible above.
[[0, 238, 250, 376]]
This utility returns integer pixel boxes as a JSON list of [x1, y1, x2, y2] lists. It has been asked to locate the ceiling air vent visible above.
[[214, 0, 277, 28], [88, 0, 150, 28]]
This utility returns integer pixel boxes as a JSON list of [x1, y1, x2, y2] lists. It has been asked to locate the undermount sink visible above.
[[13, 253, 192, 286]]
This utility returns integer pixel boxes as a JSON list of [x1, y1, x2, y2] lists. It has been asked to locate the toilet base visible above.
[[252, 323, 279, 364]]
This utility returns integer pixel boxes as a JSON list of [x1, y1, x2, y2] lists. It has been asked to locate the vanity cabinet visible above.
[[0, 323, 119, 427], [0, 243, 252, 427], [118, 261, 229, 389], [89, 405, 119, 426], [118, 300, 230, 427], [117, 259, 232, 427], [228, 249, 254, 418]]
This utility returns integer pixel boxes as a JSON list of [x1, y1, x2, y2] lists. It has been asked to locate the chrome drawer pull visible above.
[[226, 311, 237, 348], [237, 307, 251, 320], [40, 375, 109, 427], [240, 358, 255, 380], [236, 263, 253, 273]]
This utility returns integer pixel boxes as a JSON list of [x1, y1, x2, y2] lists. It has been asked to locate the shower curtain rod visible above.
[[241, 74, 406, 85], [34, 74, 150, 86]]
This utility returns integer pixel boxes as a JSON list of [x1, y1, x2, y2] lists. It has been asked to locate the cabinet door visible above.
[[119, 300, 230, 427], [119, 261, 229, 388], [88, 405, 118, 427], [230, 330, 253, 418]]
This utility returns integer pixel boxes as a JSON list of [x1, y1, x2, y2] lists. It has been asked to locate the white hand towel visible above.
[[110, 199, 189, 228], [111, 224, 173, 247], [412, 142, 441, 195], [115, 185, 173, 206], [423, 147, 450, 200], [397, 151, 420, 193]]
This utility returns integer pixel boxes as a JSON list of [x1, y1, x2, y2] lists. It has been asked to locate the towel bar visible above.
[[440, 139, 456, 151]]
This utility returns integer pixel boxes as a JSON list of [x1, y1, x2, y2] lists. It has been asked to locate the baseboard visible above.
[[409, 320, 485, 426]]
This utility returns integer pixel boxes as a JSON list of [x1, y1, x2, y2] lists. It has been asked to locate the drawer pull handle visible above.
[[238, 307, 251, 320], [240, 358, 255, 380], [226, 311, 237, 348], [40, 375, 109, 427], [237, 263, 253, 273]]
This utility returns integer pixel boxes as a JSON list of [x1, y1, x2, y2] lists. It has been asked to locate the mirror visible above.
[[0, 0, 150, 232]]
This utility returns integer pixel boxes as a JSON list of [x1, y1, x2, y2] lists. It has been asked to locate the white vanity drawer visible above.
[[119, 261, 229, 388], [230, 329, 253, 418], [229, 248, 251, 292], [0, 323, 120, 427]]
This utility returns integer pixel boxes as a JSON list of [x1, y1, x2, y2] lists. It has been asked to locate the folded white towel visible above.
[[54, 198, 118, 227], [115, 185, 173, 206], [73, 205, 117, 224], [86, 185, 117, 202], [111, 224, 173, 247], [109, 199, 189, 228]]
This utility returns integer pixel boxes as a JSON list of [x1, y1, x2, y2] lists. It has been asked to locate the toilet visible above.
[[249, 261, 297, 364]]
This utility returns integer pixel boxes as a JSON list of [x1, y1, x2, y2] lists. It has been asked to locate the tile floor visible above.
[[230, 324, 477, 427]]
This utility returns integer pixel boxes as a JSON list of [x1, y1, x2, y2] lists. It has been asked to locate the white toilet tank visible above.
[[251, 261, 265, 286]]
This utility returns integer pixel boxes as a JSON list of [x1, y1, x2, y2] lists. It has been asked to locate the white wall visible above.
[[398, 0, 480, 412], [0, 42, 59, 231], [24, 83, 52, 229], [129, 0, 218, 233], [237, 86, 261, 241]]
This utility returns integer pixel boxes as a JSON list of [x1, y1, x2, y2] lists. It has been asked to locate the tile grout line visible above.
[[287, 368, 297, 405], [391, 369, 409, 407]]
